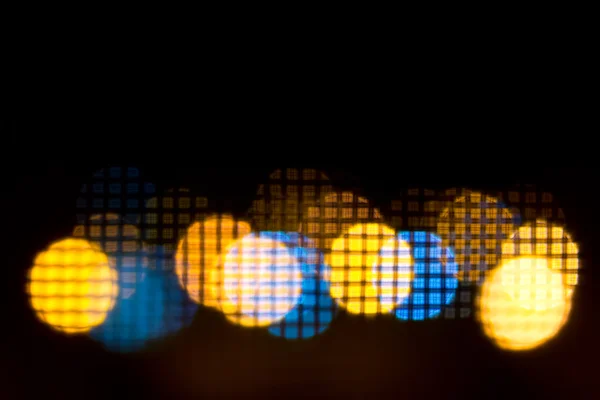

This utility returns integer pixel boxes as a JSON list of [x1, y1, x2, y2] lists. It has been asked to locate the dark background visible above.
[[4, 118, 599, 399]]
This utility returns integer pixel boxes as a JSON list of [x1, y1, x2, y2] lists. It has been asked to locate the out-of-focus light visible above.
[[76, 166, 155, 226], [329, 223, 411, 315], [437, 190, 520, 285], [27, 238, 119, 334], [220, 233, 303, 327], [302, 191, 383, 252], [266, 232, 337, 340], [90, 257, 198, 353], [174, 215, 252, 307], [478, 256, 571, 351], [73, 213, 147, 300], [501, 220, 579, 298], [249, 168, 333, 232], [143, 187, 209, 259], [393, 232, 458, 320]]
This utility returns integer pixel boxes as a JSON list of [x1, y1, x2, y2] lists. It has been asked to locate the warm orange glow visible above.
[[302, 191, 383, 251], [501, 220, 579, 298], [73, 213, 147, 299], [27, 238, 119, 334], [478, 256, 571, 351], [174, 215, 252, 307], [437, 191, 518, 284], [329, 223, 412, 315]]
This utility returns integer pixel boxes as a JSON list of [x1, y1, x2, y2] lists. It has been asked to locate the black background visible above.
[[4, 118, 599, 399]]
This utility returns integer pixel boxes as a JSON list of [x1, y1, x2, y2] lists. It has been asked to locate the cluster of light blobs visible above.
[[27, 183, 580, 352]]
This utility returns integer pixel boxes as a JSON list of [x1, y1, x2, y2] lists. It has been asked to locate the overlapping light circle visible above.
[[437, 191, 520, 285], [174, 215, 252, 308], [393, 232, 458, 320], [500, 219, 579, 298], [220, 233, 303, 327], [266, 232, 337, 339], [478, 256, 572, 351], [329, 223, 413, 315], [27, 165, 581, 352]]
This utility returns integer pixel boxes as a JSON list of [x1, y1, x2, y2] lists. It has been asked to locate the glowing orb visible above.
[[501, 220, 579, 298], [437, 190, 520, 285], [175, 215, 252, 307], [478, 256, 571, 351], [393, 232, 458, 320], [27, 238, 119, 334], [329, 223, 411, 315], [266, 232, 337, 339], [90, 258, 198, 353], [221, 233, 303, 327]]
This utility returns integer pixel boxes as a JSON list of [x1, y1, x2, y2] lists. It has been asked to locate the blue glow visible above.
[[90, 246, 197, 352], [264, 232, 337, 340], [394, 231, 458, 321], [76, 166, 155, 225]]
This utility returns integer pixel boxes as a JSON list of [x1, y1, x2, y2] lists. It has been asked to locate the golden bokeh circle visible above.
[[478, 256, 571, 351], [329, 223, 410, 315], [27, 238, 119, 334]]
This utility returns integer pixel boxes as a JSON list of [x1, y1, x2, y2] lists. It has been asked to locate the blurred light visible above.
[[302, 191, 383, 252], [394, 232, 458, 320], [387, 188, 439, 230], [143, 187, 209, 261], [437, 190, 520, 285], [501, 219, 579, 298], [175, 215, 252, 307], [249, 168, 333, 232], [478, 256, 571, 351], [329, 223, 410, 315], [266, 232, 337, 340], [90, 256, 198, 353], [76, 166, 155, 226], [73, 213, 147, 300], [27, 238, 118, 334], [220, 233, 303, 327]]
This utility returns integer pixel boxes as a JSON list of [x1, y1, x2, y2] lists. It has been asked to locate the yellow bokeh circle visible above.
[[27, 238, 119, 334], [478, 256, 571, 351], [501, 219, 579, 298], [329, 223, 411, 315], [175, 214, 252, 307]]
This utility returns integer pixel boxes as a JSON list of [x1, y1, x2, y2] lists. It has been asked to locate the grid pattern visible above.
[[76, 166, 155, 226], [220, 233, 303, 327], [436, 189, 519, 285], [478, 256, 572, 351], [143, 187, 209, 271], [267, 232, 337, 339], [386, 188, 439, 231], [175, 215, 252, 308], [500, 220, 579, 298], [394, 232, 458, 320], [73, 213, 147, 300], [301, 191, 384, 253], [27, 238, 118, 334], [328, 223, 403, 315], [248, 168, 333, 232], [496, 184, 567, 226], [27, 166, 579, 351], [72, 167, 198, 351]]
